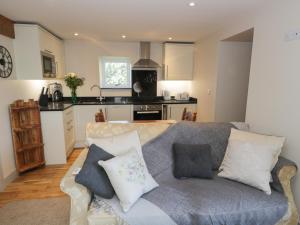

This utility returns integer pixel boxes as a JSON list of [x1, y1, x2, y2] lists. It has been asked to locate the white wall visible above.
[[215, 41, 252, 122], [191, 37, 219, 121], [245, 0, 300, 211], [63, 39, 192, 97], [192, 0, 300, 212], [0, 34, 17, 80], [0, 80, 50, 190]]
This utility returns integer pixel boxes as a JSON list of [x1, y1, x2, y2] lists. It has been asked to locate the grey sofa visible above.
[[61, 122, 299, 225]]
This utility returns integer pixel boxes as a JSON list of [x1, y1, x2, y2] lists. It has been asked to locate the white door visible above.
[[106, 105, 132, 121]]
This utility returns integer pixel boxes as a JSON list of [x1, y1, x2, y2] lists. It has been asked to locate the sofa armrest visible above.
[[271, 157, 297, 193], [60, 149, 92, 225], [271, 156, 299, 225]]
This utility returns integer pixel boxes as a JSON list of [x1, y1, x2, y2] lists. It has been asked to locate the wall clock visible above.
[[0, 46, 13, 78]]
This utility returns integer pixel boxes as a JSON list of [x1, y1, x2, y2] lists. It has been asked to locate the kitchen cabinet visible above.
[[106, 105, 133, 121], [13, 24, 65, 80], [74, 105, 134, 147], [163, 43, 194, 80], [164, 104, 197, 121], [41, 107, 75, 164], [74, 105, 106, 147]]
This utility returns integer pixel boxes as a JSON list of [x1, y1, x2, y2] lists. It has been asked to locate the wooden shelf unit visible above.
[[10, 99, 45, 173]]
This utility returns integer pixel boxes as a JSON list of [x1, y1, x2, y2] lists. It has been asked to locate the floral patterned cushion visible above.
[[99, 149, 158, 212]]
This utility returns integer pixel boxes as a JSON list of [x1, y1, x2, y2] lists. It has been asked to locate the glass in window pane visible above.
[[104, 62, 128, 87]]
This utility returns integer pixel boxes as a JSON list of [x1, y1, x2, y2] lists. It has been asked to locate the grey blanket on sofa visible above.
[[142, 122, 288, 225]]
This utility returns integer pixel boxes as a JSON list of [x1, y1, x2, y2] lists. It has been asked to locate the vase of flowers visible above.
[[64, 72, 84, 103]]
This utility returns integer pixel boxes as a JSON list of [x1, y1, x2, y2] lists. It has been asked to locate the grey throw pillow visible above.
[[173, 143, 213, 179], [75, 144, 115, 198]]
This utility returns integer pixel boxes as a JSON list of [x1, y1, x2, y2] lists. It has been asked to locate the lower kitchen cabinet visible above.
[[74, 105, 106, 147], [41, 107, 75, 165], [41, 103, 197, 156], [106, 105, 133, 121], [164, 104, 197, 121], [74, 105, 133, 147]]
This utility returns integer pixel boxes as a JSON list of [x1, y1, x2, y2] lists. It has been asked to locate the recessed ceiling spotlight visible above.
[[122, 35, 126, 39], [74, 33, 79, 36], [168, 37, 173, 40], [189, 2, 195, 7]]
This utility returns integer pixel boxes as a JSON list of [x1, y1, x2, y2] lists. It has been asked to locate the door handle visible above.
[[136, 111, 160, 114]]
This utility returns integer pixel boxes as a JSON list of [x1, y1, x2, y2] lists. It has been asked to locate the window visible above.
[[100, 57, 131, 88]]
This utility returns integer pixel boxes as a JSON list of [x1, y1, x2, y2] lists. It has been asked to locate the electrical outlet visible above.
[[285, 30, 300, 41]]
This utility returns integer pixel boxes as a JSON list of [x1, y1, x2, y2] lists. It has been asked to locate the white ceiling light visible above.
[[122, 35, 126, 39], [74, 32, 79, 36], [189, 2, 195, 7], [168, 37, 173, 40]]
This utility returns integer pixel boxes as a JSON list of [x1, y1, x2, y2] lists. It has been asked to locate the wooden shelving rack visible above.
[[9, 99, 45, 173]]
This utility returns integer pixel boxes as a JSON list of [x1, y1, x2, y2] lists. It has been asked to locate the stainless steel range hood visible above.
[[133, 42, 161, 69]]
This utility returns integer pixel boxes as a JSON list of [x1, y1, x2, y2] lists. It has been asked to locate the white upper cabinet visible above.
[[163, 43, 194, 80], [13, 24, 65, 80]]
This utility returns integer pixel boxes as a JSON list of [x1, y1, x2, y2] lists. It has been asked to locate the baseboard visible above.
[[0, 170, 18, 191]]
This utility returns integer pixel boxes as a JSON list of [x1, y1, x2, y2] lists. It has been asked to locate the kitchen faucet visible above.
[[90, 85, 105, 102]]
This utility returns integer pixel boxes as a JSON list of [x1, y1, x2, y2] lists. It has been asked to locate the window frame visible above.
[[100, 56, 132, 89]]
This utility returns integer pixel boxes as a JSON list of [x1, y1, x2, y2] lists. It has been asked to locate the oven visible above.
[[133, 104, 162, 121]]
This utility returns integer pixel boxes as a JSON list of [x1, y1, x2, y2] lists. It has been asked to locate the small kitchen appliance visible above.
[[41, 51, 56, 78], [48, 82, 63, 102], [162, 90, 171, 100], [175, 92, 189, 101]]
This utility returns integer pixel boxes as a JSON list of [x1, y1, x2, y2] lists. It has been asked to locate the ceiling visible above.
[[0, 0, 268, 42]]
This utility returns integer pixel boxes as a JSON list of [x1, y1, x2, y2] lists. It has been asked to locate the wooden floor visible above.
[[0, 149, 81, 207]]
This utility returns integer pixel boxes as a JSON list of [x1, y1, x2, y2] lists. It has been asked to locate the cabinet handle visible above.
[[169, 107, 172, 118], [104, 108, 108, 120], [166, 65, 169, 80]]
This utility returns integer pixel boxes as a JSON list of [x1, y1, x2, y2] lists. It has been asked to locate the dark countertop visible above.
[[40, 96, 197, 111], [40, 103, 73, 112]]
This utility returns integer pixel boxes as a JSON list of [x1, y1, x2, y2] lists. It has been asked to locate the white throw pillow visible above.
[[219, 129, 285, 194], [87, 130, 143, 157], [220, 128, 285, 171], [99, 149, 158, 212]]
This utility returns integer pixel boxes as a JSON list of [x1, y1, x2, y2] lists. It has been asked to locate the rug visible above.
[[0, 196, 70, 225]]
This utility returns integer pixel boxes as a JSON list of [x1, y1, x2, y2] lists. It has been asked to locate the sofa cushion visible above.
[[99, 149, 158, 212], [143, 170, 288, 225], [143, 122, 235, 176], [87, 130, 143, 158], [75, 144, 115, 199], [173, 143, 213, 179]]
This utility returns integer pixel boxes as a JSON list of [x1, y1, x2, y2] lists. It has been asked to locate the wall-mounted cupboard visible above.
[[13, 24, 65, 80], [163, 43, 194, 80]]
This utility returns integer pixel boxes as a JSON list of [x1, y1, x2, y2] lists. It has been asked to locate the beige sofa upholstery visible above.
[[60, 122, 298, 225], [61, 122, 170, 225]]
